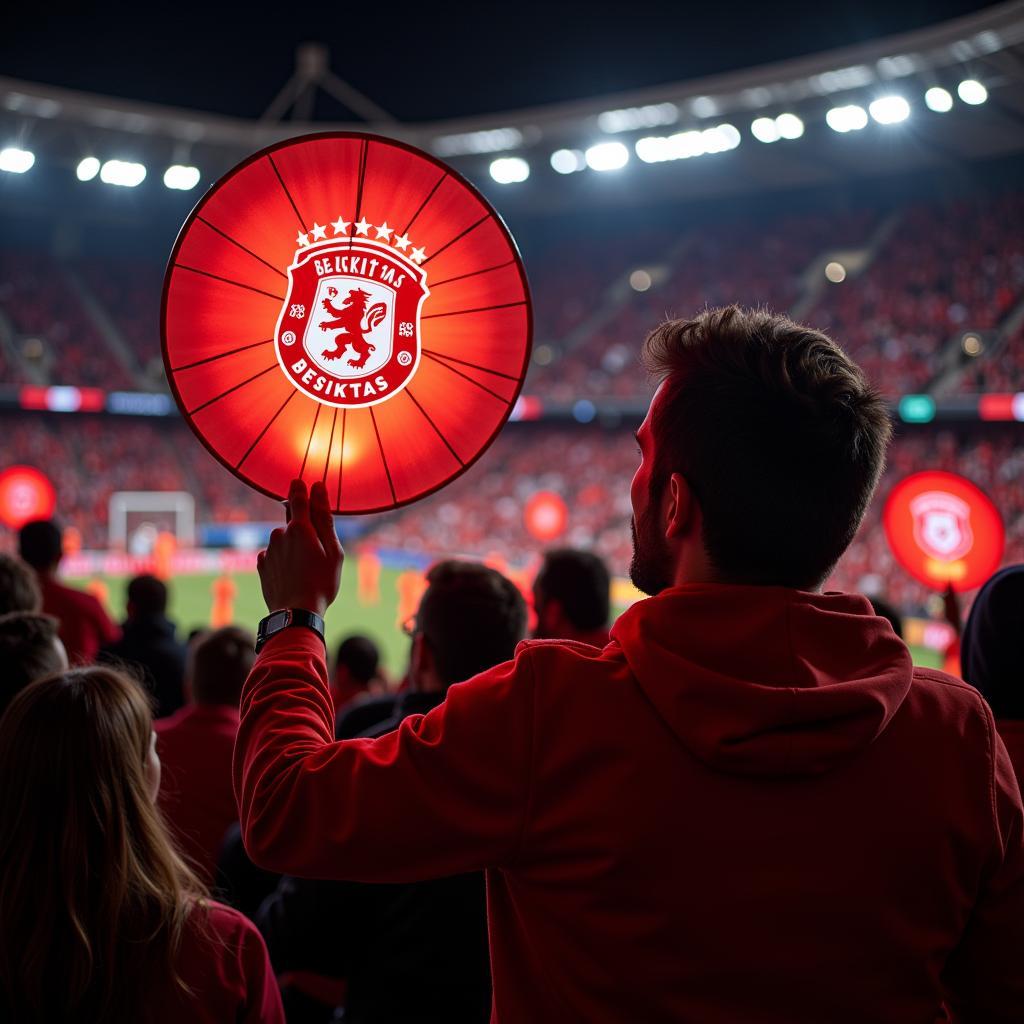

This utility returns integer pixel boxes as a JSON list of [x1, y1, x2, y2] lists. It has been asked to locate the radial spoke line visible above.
[[172, 338, 274, 373], [196, 217, 287, 279], [401, 172, 446, 237], [299, 403, 323, 478], [175, 264, 284, 301], [369, 407, 397, 505], [423, 351, 507, 403], [268, 154, 307, 230], [323, 408, 339, 487], [236, 391, 296, 470], [336, 410, 348, 509], [421, 300, 525, 320], [348, 140, 369, 253], [187, 363, 278, 415], [422, 347, 520, 382], [406, 387, 465, 466], [422, 214, 488, 266], [428, 259, 515, 288]]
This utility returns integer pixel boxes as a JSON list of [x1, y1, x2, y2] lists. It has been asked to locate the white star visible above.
[[374, 221, 393, 241], [311, 222, 327, 241], [393, 233, 411, 251], [331, 216, 350, 235], [354, 217, 371, 236], [410, 246, 427, 265], [296, 230, 309, 247]]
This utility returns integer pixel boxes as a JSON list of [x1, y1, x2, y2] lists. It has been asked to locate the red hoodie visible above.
[[235, 585, 1024, 1023]]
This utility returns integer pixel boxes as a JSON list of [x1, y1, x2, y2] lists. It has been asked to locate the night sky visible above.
[[1, 1, 1004, 122]]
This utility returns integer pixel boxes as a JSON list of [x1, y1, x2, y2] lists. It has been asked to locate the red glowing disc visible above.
[[0, 465, 57, 529], [162, 133, 532, 514], [524, 491, 568, 542], [882, 470, 1004, 592]]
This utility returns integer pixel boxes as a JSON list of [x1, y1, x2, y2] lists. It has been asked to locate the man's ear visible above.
[[664, 472, 697, 540], [411, 632, 435, 689]]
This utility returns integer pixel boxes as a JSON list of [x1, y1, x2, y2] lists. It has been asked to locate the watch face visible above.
[[266, 609, 292, 632]]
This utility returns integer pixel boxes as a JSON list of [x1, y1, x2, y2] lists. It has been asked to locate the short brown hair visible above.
[[190, 626, 255, 706], [0, 613, 64, 717], [0, 554, 41, 616], [642, 306, 891, 588], [418, 560, 527, 686]]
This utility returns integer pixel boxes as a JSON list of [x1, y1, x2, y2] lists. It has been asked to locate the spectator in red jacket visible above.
[[235, 306, 1024, 1023], [156, 626, 255, 881], [18, 518, 119, 663], [532, 547, 611, 646], [961, 564, 1024, 787], [0, 665, 282, 1022], [259, 560, 526, 1023], [0, 612, 67, 718]]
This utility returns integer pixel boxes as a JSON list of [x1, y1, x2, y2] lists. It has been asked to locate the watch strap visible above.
[[255, 608, 326, 653]]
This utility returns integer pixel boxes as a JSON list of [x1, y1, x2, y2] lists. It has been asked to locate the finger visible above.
[[287, 478, 311, 525], [310, 480, 342, 557], [283, 499, 291, 525]]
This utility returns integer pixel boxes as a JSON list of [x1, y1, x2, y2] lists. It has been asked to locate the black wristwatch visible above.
[[255, 608, 326, 653]]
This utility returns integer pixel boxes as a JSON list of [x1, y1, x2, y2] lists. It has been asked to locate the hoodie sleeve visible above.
[[234, 629, 535, 882], [941, 717, 1024, 1022]]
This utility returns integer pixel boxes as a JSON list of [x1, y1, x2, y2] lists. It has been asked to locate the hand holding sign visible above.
[[257, 479, 344, 616]]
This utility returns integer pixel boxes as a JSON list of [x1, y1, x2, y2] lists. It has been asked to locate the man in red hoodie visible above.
[[235, 306, 1024, 1022]]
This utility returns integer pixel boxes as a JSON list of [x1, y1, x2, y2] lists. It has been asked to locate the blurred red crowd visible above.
[[1, 190, 1022, 400]]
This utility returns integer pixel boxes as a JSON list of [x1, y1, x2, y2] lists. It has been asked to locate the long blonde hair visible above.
[[0, 666, 207, 1021]]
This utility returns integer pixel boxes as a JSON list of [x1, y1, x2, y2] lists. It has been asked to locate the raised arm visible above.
[[233, 480, 535, 883]]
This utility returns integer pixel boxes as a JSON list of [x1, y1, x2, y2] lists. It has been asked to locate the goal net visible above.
[[108, 491, 196, 553]]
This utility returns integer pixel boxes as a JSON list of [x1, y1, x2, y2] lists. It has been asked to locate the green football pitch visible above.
[[69, 565, 943, 677]]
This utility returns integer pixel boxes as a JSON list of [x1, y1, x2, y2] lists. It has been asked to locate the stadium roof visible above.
[[1, 2, 1023, 210]]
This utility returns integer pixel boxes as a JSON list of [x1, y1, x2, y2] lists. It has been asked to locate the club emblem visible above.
[[910, 491, 974, 562], [275, 219, 429, 407]]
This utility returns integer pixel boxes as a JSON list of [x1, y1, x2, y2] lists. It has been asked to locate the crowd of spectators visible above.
[[2, 414, 1021, 618], [0, 250, 135, 389], [2, 189, 1022, 402]]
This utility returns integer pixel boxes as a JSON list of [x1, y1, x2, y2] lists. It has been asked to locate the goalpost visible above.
[[108, 491, 196, 552]]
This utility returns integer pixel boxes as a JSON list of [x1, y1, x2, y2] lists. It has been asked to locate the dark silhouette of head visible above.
[[0, 554, 42, 615], [533, 549, 611, 641], [412, 560, 527, 691], [334, 634, 380, 692], [126, 574, 169, 619], [189, 626, 256, 707], [961, 565, 1024, 720], [0, 613, 68, 718], [17, 520, 63, 574], [631, 306, 891, 595]]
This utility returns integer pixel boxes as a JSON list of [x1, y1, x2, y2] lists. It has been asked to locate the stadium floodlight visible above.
[[825, 104, 868, 133], [775, 113, 804, 139], [751, 117, 780, 143], [99, 159, 146, 187], [868, 96, 910, 124], [924, 87, 953, 113], [76, 156, 100, 181], [635, 136, 669, 162], [489, 156, 529, 184], [585, 141, 629, 172], [0, 147, 34, 173], [163, 164, 201, 190], [550, 149, 585, 174], [597, 103, 678, 133], [957, 79, 987, 105], [629, 269, 652, 292]]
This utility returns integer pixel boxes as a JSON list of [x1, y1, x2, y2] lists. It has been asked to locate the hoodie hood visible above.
[[610, 584, 913, 777]]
